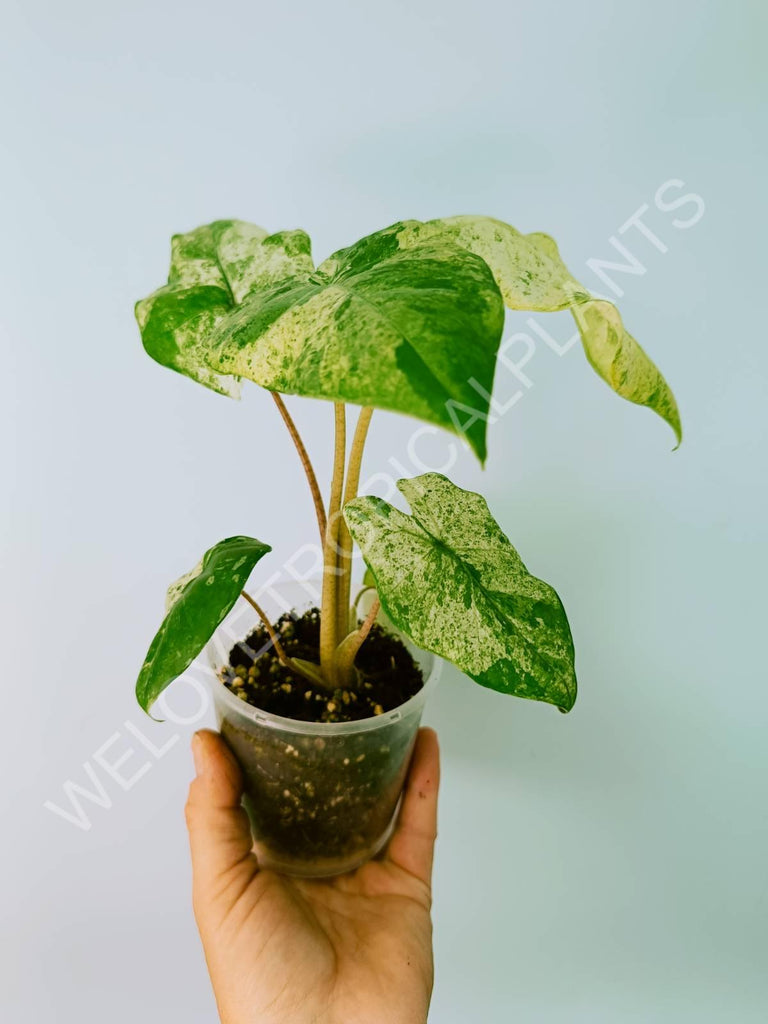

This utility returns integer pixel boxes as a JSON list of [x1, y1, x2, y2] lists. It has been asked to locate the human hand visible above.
[[185, 727, 440, 1024]]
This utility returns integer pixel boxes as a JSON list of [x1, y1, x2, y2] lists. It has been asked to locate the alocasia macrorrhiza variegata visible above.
[[133, 215, 681, 716]]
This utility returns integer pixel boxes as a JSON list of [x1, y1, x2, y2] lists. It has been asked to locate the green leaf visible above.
[[138, 214, 680, 455], [344, 473, 577, 712], [135, 536, 271, 714], [135, 219, 312, 398], [205, 221, 506, 463], [398, 216, 682, 445]]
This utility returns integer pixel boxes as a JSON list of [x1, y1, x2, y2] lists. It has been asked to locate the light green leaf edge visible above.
[[344, 473, 577, 712], [398, 216, 682, 446], [136, 535, 271, 715]]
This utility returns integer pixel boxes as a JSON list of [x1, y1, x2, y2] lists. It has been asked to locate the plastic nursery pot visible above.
[[204, 581, 440, 878]]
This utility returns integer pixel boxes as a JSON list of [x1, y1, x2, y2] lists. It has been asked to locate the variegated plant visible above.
[[134, 215, 681, 715]]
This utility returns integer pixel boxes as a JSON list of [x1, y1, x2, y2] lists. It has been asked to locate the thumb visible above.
[[385, 727, 440, 886], [185, 730, 256, 896]]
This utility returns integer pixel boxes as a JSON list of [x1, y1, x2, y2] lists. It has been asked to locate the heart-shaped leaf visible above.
[[137, 215, 679, 458], [344, 473, 577, 711], [135, 220, 312, 398], [205, 222, 505, 463], [136, 535, 271, 714], [398, 216, 682, 445]]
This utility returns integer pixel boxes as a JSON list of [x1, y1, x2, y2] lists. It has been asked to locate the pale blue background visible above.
[[1, 1, 766, 1021]]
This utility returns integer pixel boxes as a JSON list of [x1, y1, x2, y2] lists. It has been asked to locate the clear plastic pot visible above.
[[204, 581, 440, 878]]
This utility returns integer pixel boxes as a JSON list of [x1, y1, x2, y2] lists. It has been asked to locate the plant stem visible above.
[[319, 403, 347, 683], [271, 391, 327, 546], [239, 591, 324, 688], [240, 591, 291, 662], [334, 598, 381, 683], [336, 407, 373, 640]]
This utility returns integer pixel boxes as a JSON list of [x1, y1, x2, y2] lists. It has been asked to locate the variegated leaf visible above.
[[136, 535, 271, 714], [135, 220, 312, 398], [206, 222, 505, 463], [399, 216, 682, 445], [344, 473, 577, 712], [138, 214, 680, 455]]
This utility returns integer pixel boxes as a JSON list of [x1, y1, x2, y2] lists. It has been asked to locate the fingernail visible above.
[[191, 732, 205, 776]]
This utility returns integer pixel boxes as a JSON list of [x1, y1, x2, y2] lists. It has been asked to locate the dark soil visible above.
[[217, 608, 426, 871], [221, 607, 424, 723]]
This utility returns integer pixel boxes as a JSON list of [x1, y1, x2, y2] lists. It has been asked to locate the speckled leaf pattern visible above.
[[205, 222, 505, 463], [135, 219, 312, 398], [344, 473, 577, 711], [138, 214, 679, 453], [399, 216, 682, 445], [136, 536, 271, 714]]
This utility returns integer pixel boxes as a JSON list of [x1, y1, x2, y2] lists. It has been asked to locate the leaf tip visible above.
[[556, 671, 578, 714], [135, 686, 164, 722], [671, 421, 683, 451], [665, 396, 683, 449], [471, 437, 488, 467]]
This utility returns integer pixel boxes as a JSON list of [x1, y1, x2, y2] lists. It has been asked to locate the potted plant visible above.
[[134, 215, 681, 876]]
